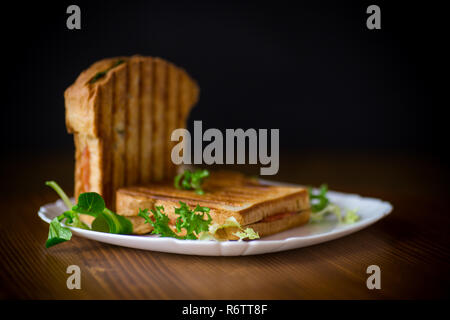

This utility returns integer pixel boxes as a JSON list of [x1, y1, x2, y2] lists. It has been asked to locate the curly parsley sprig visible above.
[[138, 201, 212, 240], [175, 202, 212, 239]]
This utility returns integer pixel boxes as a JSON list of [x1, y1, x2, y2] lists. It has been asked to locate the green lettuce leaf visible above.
[[72, 192, 105, 217], [174, 169, 210, 195], [45, 181, 133, 248], [310, 204, 360, 224], [46, 218, 72, 248], [208, 217, 260, 241], [343, 209, 360, 224], [233, 228, 260, 241]]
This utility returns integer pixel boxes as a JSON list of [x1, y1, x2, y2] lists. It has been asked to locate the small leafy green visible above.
[[139, 207, 180, 239], [59, 210, 89, 229], [91, 214, 110, 232], [72, 192, 105, 217], [45, 218, 72, 248], [174, 169, 210, 195], [46, 181, 90, 231], [45, 181, 132, 248], [343, 209, 360, 224], [208, 216, 260, 241], [310, 204, 342, 223], [101, 208, 133, 234], [308, 184, 360, 224], [233, 228, 260, 241], [175, 202, 212, 240], [89, 208, 132, 234], [308, 184, 329, 212], [139, 201, 212, 240], [208, 216, 240, 235], [89, 59, 125, 84], [45, 181, 73, 209]]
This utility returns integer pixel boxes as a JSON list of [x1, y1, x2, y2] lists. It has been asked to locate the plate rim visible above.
[[37, 181, 393, 255]]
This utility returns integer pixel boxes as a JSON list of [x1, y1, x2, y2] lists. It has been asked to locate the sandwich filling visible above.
[[260, 211, 297, 223], [164, 210, 305, 227], [208, 208, 310, 240]]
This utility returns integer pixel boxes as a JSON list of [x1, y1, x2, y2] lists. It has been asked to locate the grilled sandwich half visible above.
[[115, 171, 311, 239], [64, 56, 199, 208]]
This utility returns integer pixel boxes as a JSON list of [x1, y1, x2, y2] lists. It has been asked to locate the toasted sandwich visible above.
[[64, 56, 199, 208], [115, 171, 311, 239]]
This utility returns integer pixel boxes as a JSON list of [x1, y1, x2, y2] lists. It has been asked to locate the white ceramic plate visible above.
[[38, 182, 392, 256]]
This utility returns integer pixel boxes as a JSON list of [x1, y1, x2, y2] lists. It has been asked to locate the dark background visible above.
[[1, 1, 449, 300], [1, 0, 446, 157]]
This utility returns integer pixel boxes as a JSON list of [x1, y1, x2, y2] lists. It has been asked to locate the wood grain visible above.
[[0, 152, 449, 299]]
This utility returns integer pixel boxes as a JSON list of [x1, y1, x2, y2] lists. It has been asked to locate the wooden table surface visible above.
[[1, 152, 449, 299]]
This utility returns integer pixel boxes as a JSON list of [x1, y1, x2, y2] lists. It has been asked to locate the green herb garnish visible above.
[[174, 169, 210, 195], [45, 181, 132, 248], [89, 59, 125, 84], [308, 184, 360, 224], [308, 184, 329, 213], [138, 201, 212, 240], [175, 202, 212, 240], [139, 207, 180, 239], [207, 216, 260, 241], [343, 209, 360, 224], [46, 218, 72, 248], [233, 228, 260, 241]]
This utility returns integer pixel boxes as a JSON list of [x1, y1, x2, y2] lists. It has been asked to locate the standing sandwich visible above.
[[64, 56, 199, 208], [116, 171, 311, 239]]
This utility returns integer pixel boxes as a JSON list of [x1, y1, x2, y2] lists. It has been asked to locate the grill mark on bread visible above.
[[150, 60, 157, 181], [136, 58, 143, 184], [123, 62, 129, 192], [118, 184, 308, 214], [118, 189, 241, 208], [163, 63, 172, 179], [126, 58, 140, 186], [178, 71, 192, 167], [212, 189, 271, 199], [98, 75, 114, 205], [152, 58, 167, 181], [111, 64, 127, 208], [173, 191, 255, 203], [161, 60, 169, 180], [176, 72, 184, 168], [140, 57, 153, 182], [109, 72, 116, 206], [167, 64, 180, 178], [126, 185, 259, 204], [121, 179, 308, 205], [175, 69, 184, 176]]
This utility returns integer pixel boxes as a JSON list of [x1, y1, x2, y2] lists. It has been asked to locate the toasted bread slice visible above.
[[65, 56, 199, 207], [115, 171, 310, 237]]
